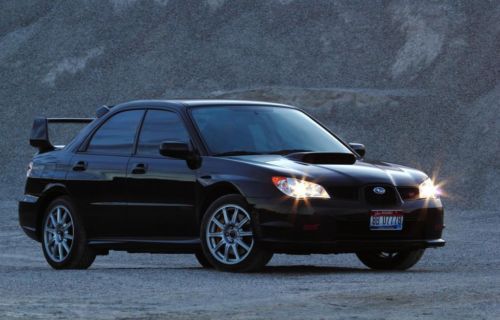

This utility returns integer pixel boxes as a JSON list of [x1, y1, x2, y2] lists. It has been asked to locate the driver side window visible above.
[[136, 110, 190, 156]]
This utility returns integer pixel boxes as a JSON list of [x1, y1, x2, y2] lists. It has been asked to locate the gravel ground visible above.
[[0, 200, 498, 319]]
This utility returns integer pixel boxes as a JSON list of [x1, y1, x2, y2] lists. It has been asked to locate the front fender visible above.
[[198, 158, 281, 198]]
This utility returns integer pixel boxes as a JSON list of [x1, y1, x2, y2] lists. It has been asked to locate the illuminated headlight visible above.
[[418, 178, 439, 199], [272, 176, 330, 199]]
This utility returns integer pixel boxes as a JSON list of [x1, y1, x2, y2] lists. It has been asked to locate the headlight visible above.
[[419, 178, 439, 199], [272, 176, 330, 199]]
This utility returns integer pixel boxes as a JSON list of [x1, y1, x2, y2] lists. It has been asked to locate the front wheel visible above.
[[41, 196, 96, 269], [356, 249, 425, 270], [200, 194, 272, 272]]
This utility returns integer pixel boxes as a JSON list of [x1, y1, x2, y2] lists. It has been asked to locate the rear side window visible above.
[[137, 110, 190, 156], [86, 110, 144, 155]]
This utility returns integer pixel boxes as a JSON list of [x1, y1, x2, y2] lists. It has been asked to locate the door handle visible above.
[[72, 160, 87, 171], [131, 163, 147, 174]]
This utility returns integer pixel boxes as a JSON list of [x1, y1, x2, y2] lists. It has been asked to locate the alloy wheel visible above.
[[43, 205, 74, 262], [206, 204, 254, 265]]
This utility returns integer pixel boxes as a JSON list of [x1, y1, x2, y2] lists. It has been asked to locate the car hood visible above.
[[227, 154, 427, 187]]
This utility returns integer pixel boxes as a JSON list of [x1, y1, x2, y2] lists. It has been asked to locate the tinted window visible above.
[[191, 106, 351, 155], [87, 110, 144, 155], [137, 110, 190, 156]]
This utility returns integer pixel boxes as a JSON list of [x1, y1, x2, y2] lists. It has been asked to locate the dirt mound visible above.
[[0, 1, 498, 209]]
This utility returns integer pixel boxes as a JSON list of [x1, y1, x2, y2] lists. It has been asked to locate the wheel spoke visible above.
[[62, 211, 68, 223], [208, 232, 223, 238], [58, 243, 63, 260], [213, 219, 224, 229], [239, 231, 253, 237], [236, 239, 250, 252], [231, 208, 239, 224], [56, 208, 62, 223], [51, 243, 57, 255], [213, 240, 225, 252], [64, 233, 73, 240], [222, 208, 229, 224], [236, 216, 249, 228], [49, 214, 57, 227], [62, 241, 70, 253], [45, 228, 57, 234], [232, 244, 240, 260], [63, 222, 73, 230]]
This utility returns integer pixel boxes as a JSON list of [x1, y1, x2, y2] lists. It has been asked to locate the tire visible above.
[[356, 249, 425, 270], [194, 251, 213, 268], [200, 194, 272, 272], [41, 196, 96, 269]]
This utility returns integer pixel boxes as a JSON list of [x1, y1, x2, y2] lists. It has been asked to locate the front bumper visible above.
[[259, 238, 445, 254], [248, 196, 445, 254]]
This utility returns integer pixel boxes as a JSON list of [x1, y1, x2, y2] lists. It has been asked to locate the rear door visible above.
[[126, 109, 198, 238], [66, 109, 144, 237]]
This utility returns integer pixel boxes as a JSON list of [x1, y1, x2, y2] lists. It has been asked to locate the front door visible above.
[[126, 109, 198, 238]]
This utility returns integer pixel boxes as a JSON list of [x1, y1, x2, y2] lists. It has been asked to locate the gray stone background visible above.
[[0, 0, 499, 211]]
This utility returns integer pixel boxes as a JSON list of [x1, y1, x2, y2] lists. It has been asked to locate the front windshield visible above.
[[191, 106, 351, 156]]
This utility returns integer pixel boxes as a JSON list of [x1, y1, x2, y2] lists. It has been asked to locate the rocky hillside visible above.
[[0, 0, 498, 209]]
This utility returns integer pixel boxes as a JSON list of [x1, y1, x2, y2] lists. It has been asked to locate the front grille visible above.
[[364, 185, 398, 205], [397, 187, 419, 200], [327, 186, 359, 201]]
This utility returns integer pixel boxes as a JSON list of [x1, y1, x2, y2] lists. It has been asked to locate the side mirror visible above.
[[349, 143, 366, 157], [159, 141, 192, 159], [159, 141, 202, 169]]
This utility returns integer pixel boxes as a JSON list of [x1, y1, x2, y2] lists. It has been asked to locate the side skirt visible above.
[[88, 237, 201, 254]]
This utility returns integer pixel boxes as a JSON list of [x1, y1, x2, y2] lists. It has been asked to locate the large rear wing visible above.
[[30, 117, 94, 153]]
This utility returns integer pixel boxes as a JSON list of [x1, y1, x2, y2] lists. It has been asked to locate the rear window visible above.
[[86, 110, 144, 155]]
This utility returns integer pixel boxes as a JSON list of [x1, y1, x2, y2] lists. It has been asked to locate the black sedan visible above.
[[19, 100, 445, 272]]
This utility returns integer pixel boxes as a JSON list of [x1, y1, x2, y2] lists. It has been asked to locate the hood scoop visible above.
[[285, 152, 356, 165]]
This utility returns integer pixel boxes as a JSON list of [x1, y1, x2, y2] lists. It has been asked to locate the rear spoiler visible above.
[[30, 117, 94, 153]]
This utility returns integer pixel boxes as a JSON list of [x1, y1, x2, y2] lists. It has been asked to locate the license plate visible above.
[[370, 210, 403, 231]]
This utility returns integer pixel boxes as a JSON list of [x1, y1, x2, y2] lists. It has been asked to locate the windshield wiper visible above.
[[267, 149, 312, 155], [213, 151, 263, 157]]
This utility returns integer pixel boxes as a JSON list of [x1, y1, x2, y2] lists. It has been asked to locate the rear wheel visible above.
[[200, 194, 272, 272], [41, 196, 96, 269], [356, 249, 425, 270], [194, 251, 213, 268]]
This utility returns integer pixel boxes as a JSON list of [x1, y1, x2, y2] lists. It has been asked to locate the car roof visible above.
[[113, 99, 295, 110]]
